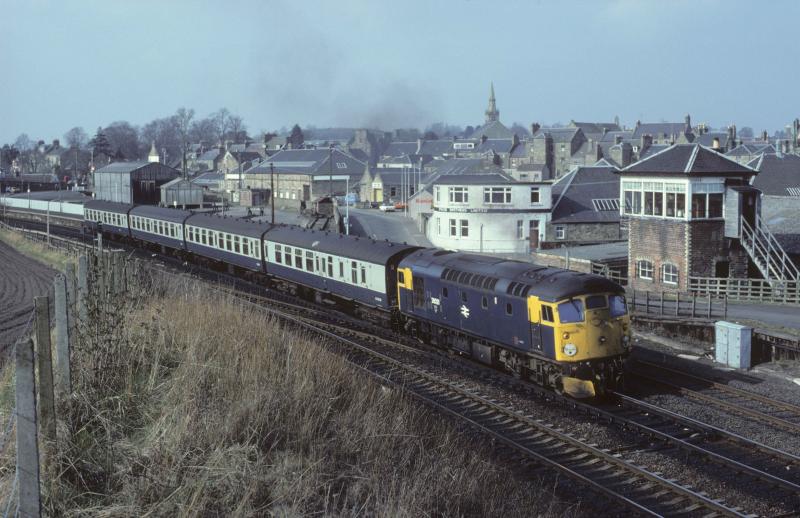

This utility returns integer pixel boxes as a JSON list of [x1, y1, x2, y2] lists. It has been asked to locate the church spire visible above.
[[485, 82, 499, 123]]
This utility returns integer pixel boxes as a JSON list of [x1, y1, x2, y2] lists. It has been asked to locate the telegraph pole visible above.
[[329, 144, 333, 199], [270, 162, 275, 225]]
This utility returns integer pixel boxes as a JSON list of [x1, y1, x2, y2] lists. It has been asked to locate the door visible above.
[[373, 188, 383, 203], [302, 185, 310, 201], [742, 191, 757, 227], [529, 220, 540, 250], [715, 260, 730, 278], [528, 296, 543, 351]]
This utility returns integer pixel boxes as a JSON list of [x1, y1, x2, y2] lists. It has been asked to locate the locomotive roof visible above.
[[130, 205, 192, 223], [185, 213, 271, 238], [264, 225, 421, 264], [83, 200, 136, 213], [403, 248, 623, 302]]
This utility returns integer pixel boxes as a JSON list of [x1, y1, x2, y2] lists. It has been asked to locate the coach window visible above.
[[226, 234, 233, 251], [327, 257, 333, 277], [242, 238, 249, 256], [351, 261, 358, 283], [233, 235, 240, 254], [294, 249, 302, 268], [305, 251, 314, 271], [275, 245, 282, 263], [360, 265, 366, 284], [284, 246, 292, 264]]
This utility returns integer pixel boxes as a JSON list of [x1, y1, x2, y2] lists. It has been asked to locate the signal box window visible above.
[[636, 260, 654, 280]]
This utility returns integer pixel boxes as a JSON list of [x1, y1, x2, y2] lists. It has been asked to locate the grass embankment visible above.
[[0, 228, 73, 271], [40, 278, 574, 516]]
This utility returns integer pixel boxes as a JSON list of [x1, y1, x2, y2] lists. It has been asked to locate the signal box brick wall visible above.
[[629, 218, 748, 292]]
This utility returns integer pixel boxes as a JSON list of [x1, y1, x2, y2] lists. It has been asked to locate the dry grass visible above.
[[0, 228, 72, 271], [39, 274, 578, 517]]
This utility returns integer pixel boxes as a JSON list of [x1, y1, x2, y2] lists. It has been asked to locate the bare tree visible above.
[[175, 107, 195, 176], [64, 127, 88, 148], [14, 133, 33, 152], [189, 117, 217, 146], [213, 108, 231, 144], [228, 115, 247, 143], [104, 121, 140, 160]]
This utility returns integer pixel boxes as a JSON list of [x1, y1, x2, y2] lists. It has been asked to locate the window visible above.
[[226, 234, 233, 251], [558, 299, 584, 323], [530, 187, 540, 204], [708, 193, 723, 218], [636, 259, 654, 280], [360, 266, 366, 284], [449, 219, 457, 237], [691, 193, 706, 219], [460, 219, 468, 237], [623, 181, 685, 218], [234, 236, 240, 254], [327, 257, 333, 277], [505, 303, 513, 316], [481, 296, 488, 309], [483, 187, 511, 204], [351, 261, 358, 283], [339, 261, 344, 278], [242, 239, 249, 256], [448, 186, 468, 203], [555, 226, 565, 240], [541, 305, 554, 322], [284, 246, 292, 265], [306, 251, 314, 271], [591, 199, 620, 211], [662, 263, 679, 285], [294, 249, 302, 268], [398, 271, 405, 284], [436, 217, 441, 235], [275, 245, 282, 263], [609, 295, 627, 317], [435, 187, 440, 202], [516, 220, 524, 239], [585, 295, 607, 309]]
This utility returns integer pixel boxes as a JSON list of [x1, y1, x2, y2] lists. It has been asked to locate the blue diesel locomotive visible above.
[[83, 200, 630, 397]]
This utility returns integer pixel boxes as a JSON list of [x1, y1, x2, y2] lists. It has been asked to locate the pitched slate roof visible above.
[[432, 172, 515, 185], [243, 148, 365, 176], [569, 122, 621, 135], [632, 122, 692, 139], [94, 161, 150, 174], [551, 165, 621, 224], [533, 127, 580, 143], [748, 154, 800, 196], [726, 143, 775, 157], [468, 120, 514, 139], [383, 141, 418, 157], [638, 144, 670, 159], [191, 172, 224, 186], [600, 130, 634, 143], [693, 132, 731, 149], [621, 144, 756, 176], [419, 139, 454, 156], [474, 138, 515, 154]]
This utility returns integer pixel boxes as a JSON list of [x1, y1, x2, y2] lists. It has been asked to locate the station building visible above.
[[427, 172, 551, 254]]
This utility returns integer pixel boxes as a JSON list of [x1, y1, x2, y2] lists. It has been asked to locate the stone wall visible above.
[[543, 222, 622, 248]]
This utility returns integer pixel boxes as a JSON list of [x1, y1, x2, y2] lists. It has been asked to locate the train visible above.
[[82, 200, 631, 398]]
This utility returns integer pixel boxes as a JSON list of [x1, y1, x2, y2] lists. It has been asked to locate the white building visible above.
[[428, 173, 551, 253]]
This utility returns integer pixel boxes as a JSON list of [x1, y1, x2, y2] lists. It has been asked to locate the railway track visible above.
[[7, 216, 799, 514], [629, 359, 800, 434]]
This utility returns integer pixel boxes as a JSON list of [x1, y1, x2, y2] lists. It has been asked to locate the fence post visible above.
[[659, 291, 664, 315], [78, 255, 89, 324], [723, 295, 728, 319], [645, 290, 650, 315], [54, 274, 72, 397], [691, 294, 696, 318], [675, 291, 680, 317], [34, 297, 56, 442], [16, 338, 42, 518], [706, 295, 712, 319]]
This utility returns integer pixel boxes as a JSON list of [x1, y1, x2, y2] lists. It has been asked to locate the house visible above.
[[160, 177, 204, 208], [544, 165, 624, 248], [725, 143, 776, 164], [427, 172, 551, 254], [93, 161, 180, 204], [631, 115, 695, 146]]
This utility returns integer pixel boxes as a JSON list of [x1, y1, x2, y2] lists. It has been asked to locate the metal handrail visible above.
[[740, 216, 799, 283]]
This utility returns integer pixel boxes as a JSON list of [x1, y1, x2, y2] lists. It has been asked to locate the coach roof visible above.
[[130, 205, 192, 224], [185, 213, 271, 239], [265, 225, 421, 264], [84, 200, 136, 214]]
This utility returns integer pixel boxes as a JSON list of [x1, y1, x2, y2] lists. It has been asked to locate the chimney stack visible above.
[[614, 135, 623, 145], [761, 130, 768, 142], [712, 137, 720, 150], [530, 122, 541, 135]]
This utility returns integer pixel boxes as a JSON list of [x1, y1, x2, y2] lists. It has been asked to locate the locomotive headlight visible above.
[[622, 335, 631, 348], [562, 332, 570, 339], [563, 343, 578, 357]]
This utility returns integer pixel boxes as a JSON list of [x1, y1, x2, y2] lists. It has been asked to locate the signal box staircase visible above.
[[740, 215, 799, 288]]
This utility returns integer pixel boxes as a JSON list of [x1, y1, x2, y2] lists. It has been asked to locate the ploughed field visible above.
[[0, 240, 55, 348]]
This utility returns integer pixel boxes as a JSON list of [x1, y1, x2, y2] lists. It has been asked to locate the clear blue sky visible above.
[[1, 0, 798, 144]]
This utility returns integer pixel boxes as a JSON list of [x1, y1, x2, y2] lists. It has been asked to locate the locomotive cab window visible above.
[[541, 305, 554, 323], [558, 299, 585, 323], [585, 295, 607, 310], [398, 271, 405, 284], [609, 295, 627, 317]]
